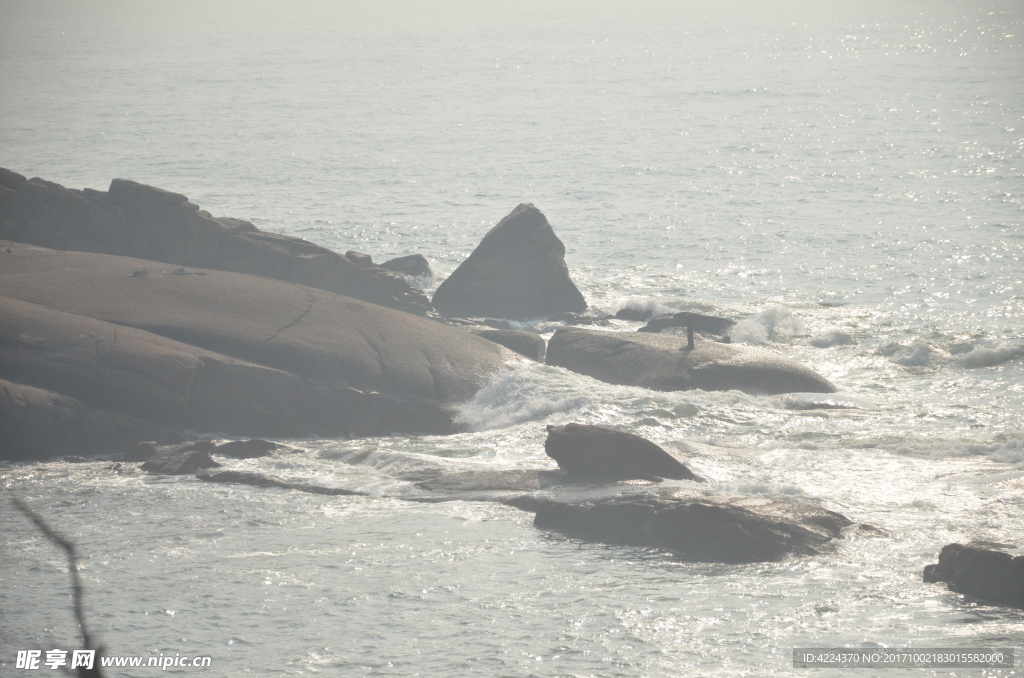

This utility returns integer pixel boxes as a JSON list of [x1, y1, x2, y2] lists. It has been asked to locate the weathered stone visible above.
[[432, 203, 586, 319], [546, 327, 835, 395], [526, 488, 852, 563], [0, 171, 431, 314], [545, 423, 698, 481], [924, 543, 1024, 608], [381, 254, 432, 279], [0, 378, 170, 462], [0, 244, 518, 457], [614, 307, 659, 321], [141, 449, 221, 475], [468, 328, 546, 362]]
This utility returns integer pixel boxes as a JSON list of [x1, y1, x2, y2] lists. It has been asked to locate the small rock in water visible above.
[[380, 253, 432, 279], [130, 269, 150, 278], [923, 543, 1024, 609], [64, 455, 90, 463], [545, 423, 698, 481]]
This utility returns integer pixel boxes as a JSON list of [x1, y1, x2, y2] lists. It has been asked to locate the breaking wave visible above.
[[960, 342, 1024, 369], [730, 306, 801, 344]]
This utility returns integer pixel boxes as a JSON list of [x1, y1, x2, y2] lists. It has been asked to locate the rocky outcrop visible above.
[[0, 170, 431, 314], [924, 543, 1024, 608], [215, 439, 285, 459], [545, 423, 698, 481], [0, 378, 173, 462], [381, 254, 433, 279], [468, 328, 546, 362], [0, 244, 519, 459], [524, 488, 852, 563], [432, 204, 586, 319], [546, 327, 836, 395]]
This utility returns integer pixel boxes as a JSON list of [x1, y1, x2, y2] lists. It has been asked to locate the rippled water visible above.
[[2, 0, 1022, 675]]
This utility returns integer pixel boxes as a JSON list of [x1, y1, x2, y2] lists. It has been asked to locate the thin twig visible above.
[[12, 497, 104, 676]]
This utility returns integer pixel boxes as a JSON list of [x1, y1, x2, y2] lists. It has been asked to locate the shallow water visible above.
[[1, 0, 1022, 675]]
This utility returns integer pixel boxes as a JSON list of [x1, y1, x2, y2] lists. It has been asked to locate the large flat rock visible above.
[[0, 244, 518, 454], [546, 326, 835, 395], [0, 170, 431, 314]]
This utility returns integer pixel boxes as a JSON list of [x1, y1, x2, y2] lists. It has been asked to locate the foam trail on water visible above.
[[456, 363, 592, 432]]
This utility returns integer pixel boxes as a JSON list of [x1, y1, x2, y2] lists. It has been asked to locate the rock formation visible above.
[[924, 543, 1024, 608], [524, 487, 852, 563], [381, 253, 433, 279], [544, 423, 698, 481], [432, 204, 586, 319], [546, 327, 835, 395], [0, 243, 518, 460], [467, 328, 546, 361], [0, 169, 431, 314]]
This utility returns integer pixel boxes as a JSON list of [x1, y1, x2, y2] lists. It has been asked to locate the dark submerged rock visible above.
[[197, 470, 367, 496], [546, 327, 835, 395], [432, 203, 586, 319], [923, 543, 1024, 608], [527, 488, 852, 563], [119, 441, 160, 462], [381, 254, 433, 279], [0, 171, 431, 314], [141, 449, 221, 475], [468, 328, 546, 362], [545, 423, 698, 481]]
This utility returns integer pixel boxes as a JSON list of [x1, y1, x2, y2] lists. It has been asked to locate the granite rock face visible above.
[[468, 328, 546, 362], [381, 253, 433, 279], [924, 543, 1024, 608], [0, 244, 518, 458], [432, 204, 586, 319], [0, 170, 430, 314], [545, 423, 698, 481], [528, 488, 852, 563], [546, 327, 835, 395], [0, 378, 171, 461]]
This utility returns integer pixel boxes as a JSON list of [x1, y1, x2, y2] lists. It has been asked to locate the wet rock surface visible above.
[[545, 423, 699, 481], [525, 487, 853, 563], [546, 326, 836, 395], [141, 449, 221, 475], [924, 543, 1024, 608], [432, 203, 586, 319], [468, 328, 546, 361]]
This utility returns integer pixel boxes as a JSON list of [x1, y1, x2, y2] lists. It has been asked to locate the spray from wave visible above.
[[730, 306, 801, 344]]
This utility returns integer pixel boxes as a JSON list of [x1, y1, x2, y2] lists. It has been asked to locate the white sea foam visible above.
[[889, 342, 933, 366], [808, 330, 855, 348], [730, 306, 801, 344], [960, 342, 1024, 369], [455, 364, 592, 431]]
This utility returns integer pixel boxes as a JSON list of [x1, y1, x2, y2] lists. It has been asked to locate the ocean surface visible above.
[[1, 0, 1022, 675]]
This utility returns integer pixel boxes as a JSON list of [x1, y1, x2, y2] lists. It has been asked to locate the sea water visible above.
[[1, 1, 1022, 675]]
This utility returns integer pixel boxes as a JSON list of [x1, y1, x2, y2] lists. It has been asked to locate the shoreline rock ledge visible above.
[[0, 243, 518, 461], [432, 204, 586, 319]]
